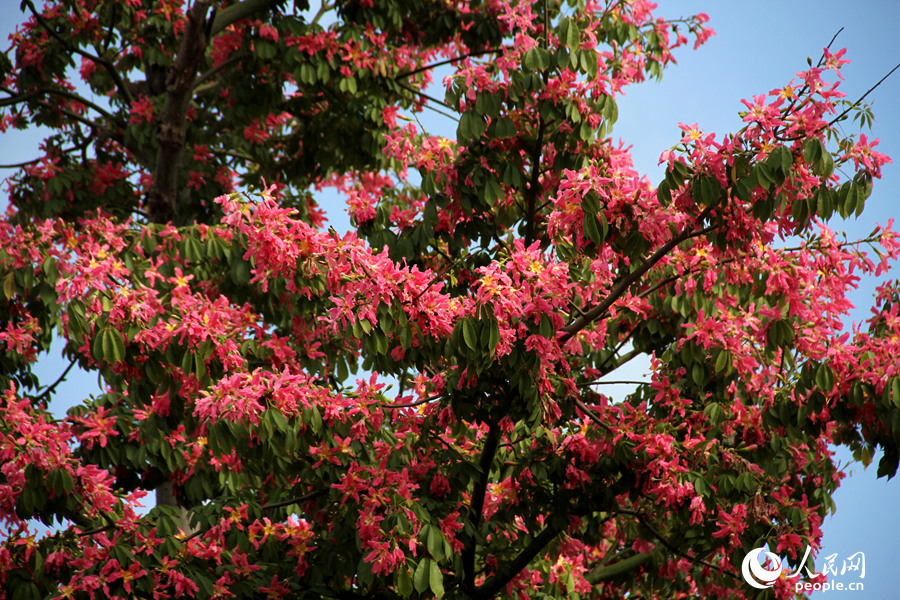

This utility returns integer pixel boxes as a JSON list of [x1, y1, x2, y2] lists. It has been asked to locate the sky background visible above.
[[2, 1, 899, 597]]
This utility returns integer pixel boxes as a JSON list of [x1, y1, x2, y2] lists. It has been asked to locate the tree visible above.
[[1, 0, 898, 598]]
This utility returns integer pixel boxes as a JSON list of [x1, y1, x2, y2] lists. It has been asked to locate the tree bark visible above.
[[146, 0, 214, 224]]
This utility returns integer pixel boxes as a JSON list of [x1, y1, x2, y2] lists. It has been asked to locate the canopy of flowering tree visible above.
[[1, 1, 898, 599]]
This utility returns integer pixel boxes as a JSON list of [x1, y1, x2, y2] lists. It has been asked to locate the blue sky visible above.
[[2, 1, 899, 597]]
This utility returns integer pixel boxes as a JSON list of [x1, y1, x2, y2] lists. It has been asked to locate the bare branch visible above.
[[473, 516, 567, 600], [34, 359, 77, 402], [393, 80, 454, 110], [310, 1, 336, 26], [574, 397, 612, 433], [828, 61, 900, 127]]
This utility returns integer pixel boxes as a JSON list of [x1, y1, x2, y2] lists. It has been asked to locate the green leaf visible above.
[[93, 327, 125, 363], [231, 259, 251, 285], [425, 525, 446, 562], [767, 145, 793, 177], [397, 568, 414, 597], [429, 560, 445, 597], [815, 364, 834, 392], [494, 116, 516, 138], [462, 319, 477, 350], [704, 403, 724, 425], [693, 176, 720, 207], [414, 559, 431, 593], [457, 111, 486, 142], [877, 448, 899, 480], [566, 21, 580, 50], [2, 272, 16, 299], [656, 179, 671, 205], [583, 213, 601, 243], [892, 378, 900, 409], [488, 320, 500, 356], [803, 138, 824, 168], [483, 178, 503, 206]]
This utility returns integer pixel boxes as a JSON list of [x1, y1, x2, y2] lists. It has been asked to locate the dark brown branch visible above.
[[462, 422, 501, 593], [100, 3, 118, 52], [34, 359, 77, 402], [76, 523, 115, 537], [0, 157, 42, 169], [828, 61, 900, 127], [0, 89, 42, 108], [394, 48, 503, 81], [35, 87, 118, 121], [617, 508, 737, 579], [310, 1, 337, 26], [524, 114, 546, 247], [473, 516, 567, 600], [146, 0, 215, 224], [261, 488, 328, 510], [393, 80, 454, 110], [561, 209, 715, 342], [574, 397, 612, 433], [192, 53, 246, 92], [382, 393, 441, 409]]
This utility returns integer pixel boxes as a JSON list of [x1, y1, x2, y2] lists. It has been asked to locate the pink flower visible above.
[[128, 97, 155, 124]]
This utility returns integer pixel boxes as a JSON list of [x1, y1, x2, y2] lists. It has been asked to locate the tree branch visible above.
[[261, 488, 328, 510], [393, 80, 454, 110], [524, 113, 546, 247], [574, 397, 612, 433], [34, 87, 119, 122], [310, 1, 336, 26], [394, 48, 503, 81], [192, 53, 246, 92], [23, 0, 133, 105], [462, 421, 501, 593], [585, 552, 650, 583], [473, 516, 567, 600], [34, 359, 77, 402], [616, 508, 737, 579], [561, 208, 715, 341], [828, 61, 900, 127], [208, 0, 284, 37], [147, 0, 215, 224]]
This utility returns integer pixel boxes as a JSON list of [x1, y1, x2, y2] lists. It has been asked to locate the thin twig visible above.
[[35, 359, 77, 402], [261, 488, 328, 510], [617, 508, 737, 579], [382, 393, 442, 409], [574, 397, 612, 432], [192, 53, 245, 92], [393, 80, 454, 110], [561, 210, 716, 341], [23, 0, 133, 104], [828, 62, 900, 127], [394, 48, 503, 81]]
